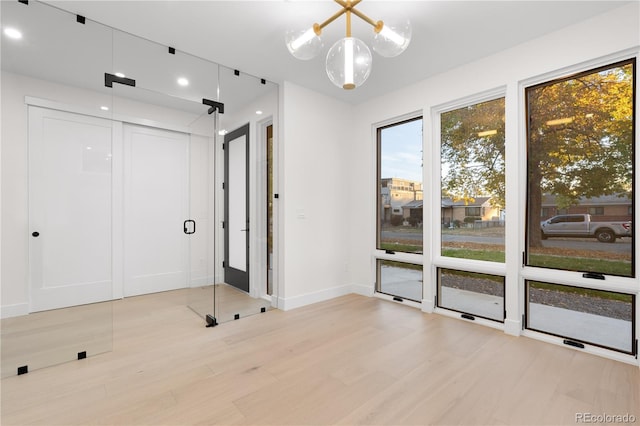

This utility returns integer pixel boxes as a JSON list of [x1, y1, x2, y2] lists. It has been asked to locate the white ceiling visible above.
[[6, 1, 632, 106]]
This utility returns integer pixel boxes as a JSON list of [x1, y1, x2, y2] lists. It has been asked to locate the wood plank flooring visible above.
[[2, 291, 638, 425]]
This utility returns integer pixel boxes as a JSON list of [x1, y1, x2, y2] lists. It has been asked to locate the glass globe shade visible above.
[[325, 37, 372, 90], [373, 20, 412, 58], [285, 28, 323, 60]]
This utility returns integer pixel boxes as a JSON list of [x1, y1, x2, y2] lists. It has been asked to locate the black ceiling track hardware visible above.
[[168, 46, 175, 55], [205, 314, 218, 327], [18, 0, 28, 5], [261, 307, 266, 313], [234, 69, 240, 76], [77, 351, 87, 360], [234, 314, 240, 320], [104, 73, 136, 88], [202, 98, 224, 114], [76, 15, 86, 24], [17, 365, 28, 375], [261, 78, 266, 85]]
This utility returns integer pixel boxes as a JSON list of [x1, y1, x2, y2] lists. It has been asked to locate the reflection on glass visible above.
[[526, 281, 635, 354], [440, 97, 505, 262], [437, 268, 504, 322], [1, 0, 115, 378], [377, 118, 423, 253], [377, 260, 422, 302], [526, 60, 634, 277]]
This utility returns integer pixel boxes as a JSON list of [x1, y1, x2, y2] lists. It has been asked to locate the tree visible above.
[[526, 61, 634, 246], [441, 98, 505, 208], [440, 61, 634, 248]]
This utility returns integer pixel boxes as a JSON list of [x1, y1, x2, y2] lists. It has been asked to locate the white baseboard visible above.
[[350, 283, 374, 297], [280, 284, 354, 311], [1, 303, 29, 319]]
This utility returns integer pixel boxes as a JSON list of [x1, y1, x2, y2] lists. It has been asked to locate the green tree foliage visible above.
[[441, 97, 505, 208], [527, 61, 634, 246]]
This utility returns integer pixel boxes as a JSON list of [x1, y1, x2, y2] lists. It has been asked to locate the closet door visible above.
[[29, 107, 114, 312], [123, 124, 190, 297]]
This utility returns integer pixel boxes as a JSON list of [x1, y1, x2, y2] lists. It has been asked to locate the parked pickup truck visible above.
[[540, 214, 632, 243]]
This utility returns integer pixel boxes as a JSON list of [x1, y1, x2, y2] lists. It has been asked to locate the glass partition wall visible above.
[[1, 0, 277, 378]]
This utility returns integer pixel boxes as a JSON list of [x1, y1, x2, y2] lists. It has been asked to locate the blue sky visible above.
[[380, 118, 423, 182]]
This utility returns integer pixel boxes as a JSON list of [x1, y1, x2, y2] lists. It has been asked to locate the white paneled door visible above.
[[29, 107, 115, 312], [29, 109, 195, 311], [123, 124, 190, 297]]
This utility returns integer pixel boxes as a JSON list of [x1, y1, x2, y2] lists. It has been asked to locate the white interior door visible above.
[[29, 107, 114, 312], [123, 124, 189, 297]]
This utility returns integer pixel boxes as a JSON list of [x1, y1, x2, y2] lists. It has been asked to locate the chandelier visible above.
[[285, 0, 411, 90]]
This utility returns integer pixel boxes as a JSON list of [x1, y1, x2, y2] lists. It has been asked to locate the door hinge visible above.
[[222, 261, 226, 268], [222, 221, 225, 229], [222, 182, 225, 190], [222, 143, 225, 150]]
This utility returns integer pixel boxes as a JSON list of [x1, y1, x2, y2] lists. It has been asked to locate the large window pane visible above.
[[526, 281, 635, 354], [437, 268, 504, 322], [440, 98, 505, 262], [377, 118, 423, 254], [526, 60, 635, 277], [377, 260, 422, 302]]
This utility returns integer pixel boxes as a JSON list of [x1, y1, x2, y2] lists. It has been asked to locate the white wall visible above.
[[278, 82, 354, 310], [348, 2, 639, 344]]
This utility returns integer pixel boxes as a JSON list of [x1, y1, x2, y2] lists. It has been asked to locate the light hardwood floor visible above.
[[1, 291, 638, 425]]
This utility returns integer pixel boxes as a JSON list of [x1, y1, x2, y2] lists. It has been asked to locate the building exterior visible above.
[[541, 194, 632, 221], [380, 178, 423, 223], [441, 196, 503, 227]]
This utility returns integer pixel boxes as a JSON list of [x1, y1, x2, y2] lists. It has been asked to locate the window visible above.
[[526, 281, 635, 354], [440, 97, 505, 262], [526, 60, 635, 277], [377, 260, 422, 302], [377, 117, 423, 253], [464, 207, 482, 217], [588, 207, 604, 216], [437, 268, 504, 322]]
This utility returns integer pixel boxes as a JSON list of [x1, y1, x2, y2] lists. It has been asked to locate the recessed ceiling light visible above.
[[100, 106, 109, 111], [4, 27, 22, 40], [177, 77, 189, 87], [86, 146, 93, 150], [114, 72, 125, 78], [256, 110, 263, 115]]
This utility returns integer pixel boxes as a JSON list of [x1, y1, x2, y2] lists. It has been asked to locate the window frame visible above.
[[523, 58, 636, 279], [375, 114, 424, 255], [525, 280, 636, 355], [437, 267, 506, 323], [432, 89, 508, 280], [374, 112, 425, 303]]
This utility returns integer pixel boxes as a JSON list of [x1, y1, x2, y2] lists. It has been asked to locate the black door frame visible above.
[[224, 123, 250, 292]]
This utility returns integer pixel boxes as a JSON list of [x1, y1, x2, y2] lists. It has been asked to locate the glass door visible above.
[[1, 0, 114, 378], [110, 27, 219, 322]]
